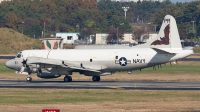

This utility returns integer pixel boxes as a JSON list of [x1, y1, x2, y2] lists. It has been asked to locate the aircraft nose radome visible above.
[[5, 60, 13, 69]]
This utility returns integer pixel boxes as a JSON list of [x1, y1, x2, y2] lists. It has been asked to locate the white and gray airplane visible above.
[[5, 15, 193, 82]]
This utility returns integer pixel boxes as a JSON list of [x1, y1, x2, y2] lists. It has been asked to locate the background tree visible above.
[[5, 12, 20, 28], [1, 0, 200, 40], [106, 26, 124, 43], [132, 25, 145, 41]]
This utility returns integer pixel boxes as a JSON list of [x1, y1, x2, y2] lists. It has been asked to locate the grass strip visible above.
[[0, 88, 200, 105]]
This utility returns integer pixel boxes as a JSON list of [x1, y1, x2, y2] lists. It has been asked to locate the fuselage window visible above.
[[16, 53, 22, 58], [90, 59, 92, 62], [67, 36, 72, 40]]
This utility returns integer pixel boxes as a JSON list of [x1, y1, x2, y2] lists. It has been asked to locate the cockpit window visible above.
[[16, 52, 22, 58]]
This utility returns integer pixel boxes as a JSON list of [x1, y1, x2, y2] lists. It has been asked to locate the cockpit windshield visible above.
[[16, 52, 22, 58]]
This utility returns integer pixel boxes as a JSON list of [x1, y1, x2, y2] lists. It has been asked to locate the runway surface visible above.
[[0, 56, 15, 59], [0, 79, 200, 90]]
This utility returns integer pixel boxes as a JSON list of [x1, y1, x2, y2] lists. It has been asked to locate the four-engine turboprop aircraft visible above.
[[5, 15, 194, 82]]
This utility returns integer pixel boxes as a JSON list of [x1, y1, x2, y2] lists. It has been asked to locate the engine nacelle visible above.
[[83, 71, 113, 76], [37, 71, 61, 79]]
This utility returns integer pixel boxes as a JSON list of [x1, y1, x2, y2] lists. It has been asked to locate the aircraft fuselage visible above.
[[11, 48, 192, 72]]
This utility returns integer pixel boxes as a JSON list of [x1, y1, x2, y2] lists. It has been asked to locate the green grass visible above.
[[115, 63, 200, 75], [0, 28, 41, 54], [194, 47, 200, 53], [135, 64, 200, 74], [0, 89, 200, 104]]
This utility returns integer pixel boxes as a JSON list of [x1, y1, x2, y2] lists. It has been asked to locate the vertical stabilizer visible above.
[[136, 15, 182, 50], [150, 15, 182, 49]]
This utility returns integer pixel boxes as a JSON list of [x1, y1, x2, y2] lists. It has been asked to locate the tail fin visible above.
[[136, 15, 182, 50]]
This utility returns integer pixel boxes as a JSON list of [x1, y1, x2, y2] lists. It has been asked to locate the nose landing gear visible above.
[[26, 73, 32, 82], [26, 76, 32, 81]]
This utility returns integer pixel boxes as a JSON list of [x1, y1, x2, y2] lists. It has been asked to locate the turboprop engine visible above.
[[83, 71, 114, 76], [37, 71, 61, 79]]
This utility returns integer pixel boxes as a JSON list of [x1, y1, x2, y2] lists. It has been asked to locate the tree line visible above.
[[0, 0, 200, 41]]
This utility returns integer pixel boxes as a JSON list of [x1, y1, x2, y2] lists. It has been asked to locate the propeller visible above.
[[19, 59, 27, 73], [22, 59, 27, 67], [19, 66, 25, 73], [20, 59, 31, 74]]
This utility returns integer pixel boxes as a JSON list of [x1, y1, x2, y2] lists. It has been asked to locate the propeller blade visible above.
[[21, 59, 32, 74], [22, 59, 27, 67], [20, 66, 25, 73]]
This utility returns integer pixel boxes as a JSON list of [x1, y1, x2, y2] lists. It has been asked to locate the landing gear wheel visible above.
[[92, 76, 100, 82], [26, 77, 32, 82], [64, 76, 72, 82]]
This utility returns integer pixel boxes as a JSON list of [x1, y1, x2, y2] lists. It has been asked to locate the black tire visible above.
[[68, 76, 72, 82], [92, 76, 100, 82], [64, 76, 72, 82], [26, 77, 32, 82], [64, 77, 69, 82]]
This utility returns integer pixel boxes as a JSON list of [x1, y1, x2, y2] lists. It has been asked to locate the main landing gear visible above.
[[64, 76, 72, 82], [26, 75, 32, 82], [92, 76, 100, 82]]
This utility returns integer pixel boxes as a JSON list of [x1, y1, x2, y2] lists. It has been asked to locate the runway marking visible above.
[[108, 86, 124, 90]]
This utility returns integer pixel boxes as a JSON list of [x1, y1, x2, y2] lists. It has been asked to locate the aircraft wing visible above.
[[26, 56, 103, 73]]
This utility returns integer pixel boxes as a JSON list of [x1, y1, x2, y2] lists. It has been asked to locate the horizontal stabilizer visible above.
[[151, 48, 176, 54], [183, 47, 194, 50]]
